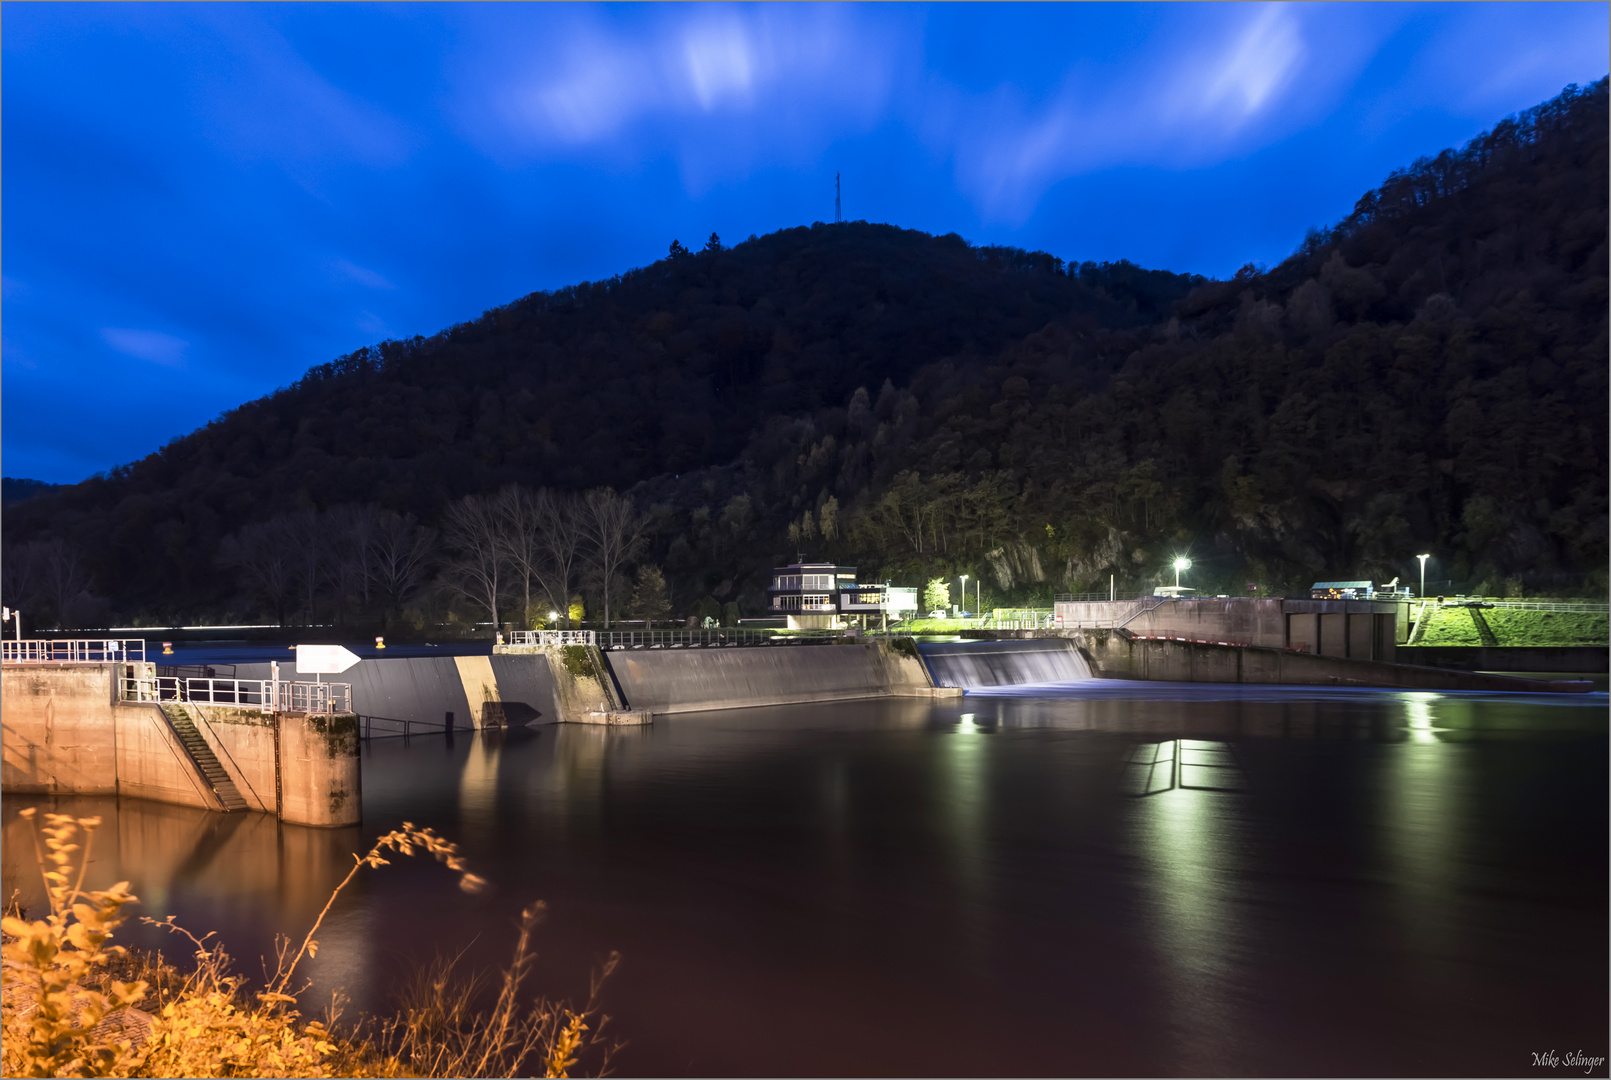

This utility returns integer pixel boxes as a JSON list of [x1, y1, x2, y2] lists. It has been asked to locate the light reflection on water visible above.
[[4, 687, 1605, 1076]]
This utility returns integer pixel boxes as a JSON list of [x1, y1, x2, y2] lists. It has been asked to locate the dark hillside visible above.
[[2, 224, 1197, 620], [3, 79, 1604, 627], [643, 79, 1608, 612]]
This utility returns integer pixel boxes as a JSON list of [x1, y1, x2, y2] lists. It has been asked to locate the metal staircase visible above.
[[158, 703, 249, 812]]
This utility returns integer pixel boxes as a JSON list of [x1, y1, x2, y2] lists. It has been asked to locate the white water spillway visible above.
[[917, 639, 1093, 688]]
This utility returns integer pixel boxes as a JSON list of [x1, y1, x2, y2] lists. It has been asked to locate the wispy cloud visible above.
[[333, 258, 395, 290], [101, 327, 188, 366], [933, 4, 1362, 223], [465, 6, 899, 166]]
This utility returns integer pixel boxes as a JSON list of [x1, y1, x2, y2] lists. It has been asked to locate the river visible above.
[[5, 682, 1606, 1075]]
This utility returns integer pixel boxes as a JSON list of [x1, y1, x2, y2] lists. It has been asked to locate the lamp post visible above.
[[1172, 557, 1191, 589], [1416, 554, 1430, 599], [959, 574, 968, 617]]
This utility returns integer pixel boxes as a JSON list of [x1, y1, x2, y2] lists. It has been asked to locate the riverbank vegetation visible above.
[[3, 79, 1604, 632], [1415, 604, 1609, 646], [1, 812, 617, 1078]]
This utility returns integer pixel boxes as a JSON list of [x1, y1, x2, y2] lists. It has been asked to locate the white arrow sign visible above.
[[295, 644, 362, 675]]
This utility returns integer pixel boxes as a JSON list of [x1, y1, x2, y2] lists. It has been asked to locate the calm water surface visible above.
[[6, 684, 1607, 1076]]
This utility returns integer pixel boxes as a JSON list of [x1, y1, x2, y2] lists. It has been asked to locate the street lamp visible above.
[[1172, 557, 1191, 589], [1416, 554, 1430, 599], [959, 574, 968, 616]]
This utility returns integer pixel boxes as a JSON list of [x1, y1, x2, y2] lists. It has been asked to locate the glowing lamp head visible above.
[[1173, 557, 1191, 573]]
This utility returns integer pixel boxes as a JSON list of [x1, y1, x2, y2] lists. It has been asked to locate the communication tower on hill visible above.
[[835, 173, 841, 224]]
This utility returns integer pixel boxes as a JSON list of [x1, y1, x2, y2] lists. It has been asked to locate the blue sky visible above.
[[3, 2, 1606, 484]]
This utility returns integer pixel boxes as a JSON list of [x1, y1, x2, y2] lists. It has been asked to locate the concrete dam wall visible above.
[[1, 662, 360, 827], [603, 640, 949, 715], [919, 639, 1093, 688], [231, 653, 561, 729]]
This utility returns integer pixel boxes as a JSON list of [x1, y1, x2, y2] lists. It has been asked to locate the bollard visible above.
[[375, 635, 385, 649], [162, 641, 173, 655]]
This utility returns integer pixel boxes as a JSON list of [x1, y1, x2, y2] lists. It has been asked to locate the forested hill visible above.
[[3, 78, 1605, 628]]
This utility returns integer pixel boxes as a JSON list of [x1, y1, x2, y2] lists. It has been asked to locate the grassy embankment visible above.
[[1414, 604, 1609, 646]]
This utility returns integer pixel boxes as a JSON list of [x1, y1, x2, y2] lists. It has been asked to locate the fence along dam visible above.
[[918, 638, 1094, 688]]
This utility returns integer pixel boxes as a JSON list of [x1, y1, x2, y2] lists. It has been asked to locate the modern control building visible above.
[[767, 561, 919, 629]]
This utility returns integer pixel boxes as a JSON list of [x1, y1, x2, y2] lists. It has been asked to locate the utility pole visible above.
[[835, 173, 841, 224]]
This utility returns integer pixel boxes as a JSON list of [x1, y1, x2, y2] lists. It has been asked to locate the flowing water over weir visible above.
[[918, 638, 1093, 687]]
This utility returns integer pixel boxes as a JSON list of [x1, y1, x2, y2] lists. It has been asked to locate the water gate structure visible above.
[[918, 639, 1093, 688]]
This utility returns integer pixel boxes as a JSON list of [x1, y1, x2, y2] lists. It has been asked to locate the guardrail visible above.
[[2, 639, 147, 664], [119, 675, 351, 714], [1437, 598, 1609, 613], [507, 628, 849, 649], [1055, 592, 1148, 603], [509, 630, 597, 646], [597, 628, 843, 649], [359, 714, 455, 739]]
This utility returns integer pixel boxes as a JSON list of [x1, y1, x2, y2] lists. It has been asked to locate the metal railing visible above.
[[1055, 592, 1148, 603], [506, 628, 850, 649], [2, 639, 147, 664], [509, 630, 597, 646], [985, 609, 1056, 630], [598, 628, 843, 649], [360, 714, 456, 740], [1437, 598, 1609, 613], [120, 675, 351, 714]]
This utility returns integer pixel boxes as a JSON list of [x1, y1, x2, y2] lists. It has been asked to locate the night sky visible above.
[[3, 3, 1606, 485]]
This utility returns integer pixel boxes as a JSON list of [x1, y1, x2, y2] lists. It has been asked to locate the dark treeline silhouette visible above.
[[3, 79, 1605, 628]]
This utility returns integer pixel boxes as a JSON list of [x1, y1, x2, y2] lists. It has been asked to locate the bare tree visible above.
[[495, 486, 545, 628], [218, 520, 297, 625], [371, 509, 436, 621], [1, 539, 42, 617], [580, 488, 646, 629], [534, 489, 585, 627], [282, 509, 326, 624], [28, 538, 91, 629], [326, 504, 381, 622], [442, 494, 505, 629]]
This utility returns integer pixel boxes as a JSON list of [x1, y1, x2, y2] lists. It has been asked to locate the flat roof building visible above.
[[767, 561, 917, 630]]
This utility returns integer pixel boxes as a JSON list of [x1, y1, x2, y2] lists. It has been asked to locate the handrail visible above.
[[507, 628, 848, 650], [2, 639, 147, 664], [119, 675, 351, 714], [510, 630, 597, 646], [1438, 598, 1609, 612]]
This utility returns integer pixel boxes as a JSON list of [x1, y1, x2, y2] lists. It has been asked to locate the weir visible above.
[[918, 638, 1093, 688]]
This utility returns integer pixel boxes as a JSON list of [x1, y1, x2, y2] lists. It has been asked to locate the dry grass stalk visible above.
[[2, 815, 618, 1078]]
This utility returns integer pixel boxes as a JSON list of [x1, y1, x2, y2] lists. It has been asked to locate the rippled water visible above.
[[6, 684, 1606, 1076]]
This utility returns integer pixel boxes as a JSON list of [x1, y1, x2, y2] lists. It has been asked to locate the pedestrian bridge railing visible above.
[[119, 675, 351, 714], [2, 639, 147, 664]]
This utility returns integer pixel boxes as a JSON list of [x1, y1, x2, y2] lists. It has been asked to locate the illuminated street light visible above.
[[1416, 554, 1430, 599], [1172, 557, 1191, 589]]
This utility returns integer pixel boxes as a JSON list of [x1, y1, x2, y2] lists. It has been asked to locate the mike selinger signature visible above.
[[1532, 1050, 1606, 1074]]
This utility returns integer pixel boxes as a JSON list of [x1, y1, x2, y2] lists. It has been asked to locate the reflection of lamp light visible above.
[[1416, 554, 1430, 599], [1172, 557, 1191, 588], [960, 574, 968, 616]]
